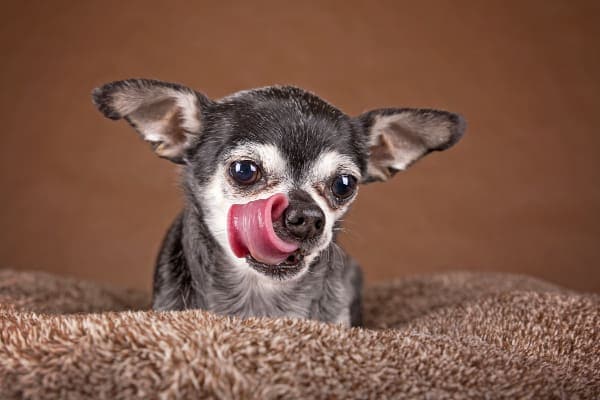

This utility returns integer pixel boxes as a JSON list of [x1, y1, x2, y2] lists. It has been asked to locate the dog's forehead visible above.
[[220, 85, 341, 117], [217, 86, 365, 177]]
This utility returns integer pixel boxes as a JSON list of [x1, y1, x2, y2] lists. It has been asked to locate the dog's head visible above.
[[93, 79, 465, 281]]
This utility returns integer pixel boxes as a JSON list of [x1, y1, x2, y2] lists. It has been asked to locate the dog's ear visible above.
[[357, 108, 466, 183], [92, 79, 212, 164]]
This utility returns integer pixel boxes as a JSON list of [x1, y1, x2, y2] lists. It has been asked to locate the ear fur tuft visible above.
[[92, 79, 211, 163], [358, 108, 466, 183]]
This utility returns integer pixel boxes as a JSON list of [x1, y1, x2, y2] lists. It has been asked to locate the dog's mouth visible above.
[[245, 250, 306, 279]]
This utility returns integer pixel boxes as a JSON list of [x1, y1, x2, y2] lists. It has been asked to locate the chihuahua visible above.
[[92, 79, 465, 326]]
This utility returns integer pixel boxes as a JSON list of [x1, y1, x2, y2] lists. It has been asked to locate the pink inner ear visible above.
[[227, 193, 299, 265]]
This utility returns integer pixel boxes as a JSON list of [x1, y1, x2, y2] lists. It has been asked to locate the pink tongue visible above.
[[227, 193, 299, 265]]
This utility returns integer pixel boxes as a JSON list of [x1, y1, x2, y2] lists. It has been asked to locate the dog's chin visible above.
[[245, 251, 307, 281]]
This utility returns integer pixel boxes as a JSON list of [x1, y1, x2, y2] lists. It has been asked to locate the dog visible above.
[[92, 79, 465, 327]]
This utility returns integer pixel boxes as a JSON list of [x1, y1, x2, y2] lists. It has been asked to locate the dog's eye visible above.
[[229, 160, 261, 185], [331, 174, 357, 200]]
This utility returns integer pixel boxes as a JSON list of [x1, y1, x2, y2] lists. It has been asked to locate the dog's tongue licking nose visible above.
[[228, 193, 299, 265]]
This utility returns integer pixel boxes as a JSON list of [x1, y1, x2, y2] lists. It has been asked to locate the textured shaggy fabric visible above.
[[0, 269, 598, 399]]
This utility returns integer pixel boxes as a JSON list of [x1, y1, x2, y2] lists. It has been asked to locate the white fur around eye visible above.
[[225, 143, 288, 180], [308, 151, 361, 184]]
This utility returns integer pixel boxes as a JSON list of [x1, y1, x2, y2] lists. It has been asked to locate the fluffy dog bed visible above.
[[0, 269, 598, 399]]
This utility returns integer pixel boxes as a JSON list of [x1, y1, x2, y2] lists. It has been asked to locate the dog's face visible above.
[[93, 79, 465, 282]]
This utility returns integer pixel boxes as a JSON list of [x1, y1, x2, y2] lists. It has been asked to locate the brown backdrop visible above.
[[1, 1, 599, 293]]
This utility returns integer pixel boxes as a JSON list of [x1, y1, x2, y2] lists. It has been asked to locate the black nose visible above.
[[283, 202, 325, 241]]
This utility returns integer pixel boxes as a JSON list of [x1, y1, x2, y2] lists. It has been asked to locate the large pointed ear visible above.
[[92, 79, 212, 164], [357, 108, 466, 183]]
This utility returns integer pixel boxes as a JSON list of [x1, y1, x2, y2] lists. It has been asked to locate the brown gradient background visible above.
[[1, 1, 599, 293]]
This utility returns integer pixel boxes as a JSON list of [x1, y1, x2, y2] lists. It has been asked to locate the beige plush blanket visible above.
[[0, 269, 598, 399]]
